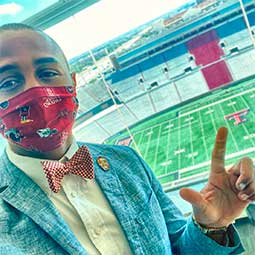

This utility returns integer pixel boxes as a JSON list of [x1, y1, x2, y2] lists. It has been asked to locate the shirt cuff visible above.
[[186, 216, 245, 255]]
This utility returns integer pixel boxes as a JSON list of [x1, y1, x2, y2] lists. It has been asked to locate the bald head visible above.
[[0, 23, 39, 32], [0, 23, 69, 70]]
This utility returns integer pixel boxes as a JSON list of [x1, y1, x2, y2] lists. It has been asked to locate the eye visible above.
[[0, 77, 24, 92], [38, 69, 60, 80]]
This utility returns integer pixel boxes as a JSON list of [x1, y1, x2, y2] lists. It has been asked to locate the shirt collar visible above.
[[6, 139, 79, 193], [59, 139, 79, 162]]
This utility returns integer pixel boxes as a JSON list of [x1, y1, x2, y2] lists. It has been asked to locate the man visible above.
[[0, 23, 254, 255]]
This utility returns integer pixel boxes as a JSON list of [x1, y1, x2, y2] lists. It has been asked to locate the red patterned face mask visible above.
[[0, 86, 78, 152]]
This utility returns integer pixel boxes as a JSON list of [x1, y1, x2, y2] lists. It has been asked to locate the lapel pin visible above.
[[97, 156, 110, 171]]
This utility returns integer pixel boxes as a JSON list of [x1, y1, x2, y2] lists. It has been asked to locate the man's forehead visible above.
[[0, 30, 62, 60]]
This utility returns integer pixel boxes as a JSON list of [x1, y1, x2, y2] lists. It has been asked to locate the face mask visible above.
[[0, 86, 78, 152]]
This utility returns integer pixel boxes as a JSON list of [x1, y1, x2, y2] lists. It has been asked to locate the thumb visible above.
[[180, 188, 206, 211]]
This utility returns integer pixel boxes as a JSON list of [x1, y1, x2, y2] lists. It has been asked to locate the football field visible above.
[[107, 76, 255, 185]]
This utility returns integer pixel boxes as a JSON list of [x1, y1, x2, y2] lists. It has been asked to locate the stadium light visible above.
[[238, 0, 255, 49]]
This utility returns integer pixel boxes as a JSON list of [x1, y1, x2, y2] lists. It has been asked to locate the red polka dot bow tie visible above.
[[41, 145, 94, 193]]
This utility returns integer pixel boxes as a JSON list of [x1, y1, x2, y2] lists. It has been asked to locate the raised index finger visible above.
[[211, 127, 228, 174]]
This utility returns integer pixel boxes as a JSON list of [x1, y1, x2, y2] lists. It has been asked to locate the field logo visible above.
[[117, 137, 132, 146], [224, 108, 250, 126]]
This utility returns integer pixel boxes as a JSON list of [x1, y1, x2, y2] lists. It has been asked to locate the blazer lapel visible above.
[[88, 145, 139, 252], [0, 151, 87, 255]]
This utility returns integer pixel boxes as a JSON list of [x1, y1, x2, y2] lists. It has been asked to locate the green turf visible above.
[[106, 76, 255, 185]]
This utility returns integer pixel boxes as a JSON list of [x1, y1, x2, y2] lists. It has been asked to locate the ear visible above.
[[71, 72, 77, 88]]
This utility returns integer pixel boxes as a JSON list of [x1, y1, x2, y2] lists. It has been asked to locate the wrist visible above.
[[192, 215, 229, 233], [192, 216, 235, 247]]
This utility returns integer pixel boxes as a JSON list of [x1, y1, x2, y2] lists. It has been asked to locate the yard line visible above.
[[175, 149, 185, 155], [161, 130, 171, 135], [178, 116, 181, 171], [179, 86, 255, 117], [136, 130, 144, 148], [188, 114, 195, 165], [138, 132, 144, 147], [241, 94, 255, 120], [161, 120, 198, 135], [205, 109, 214, 115], [145, 131, 153, 136], [153, 124, 162, 170], [166, 120, 172, 175], [160, 160, 172, 167], [218, 103, 240, 151], [136, 130, 147, 157], [185, 116, 194, 122], [133, 119, 173, 136], [133, 111, 197, 136], [227, 101, 236, 106], [165, 123, 174, 129], [143, 128, 152, 160], [231, 98, 255, 147], [198, 108, 209, 160], [244, 133, 255, 140], [157, 146, 255, 179], [209, 105, 217, 134]]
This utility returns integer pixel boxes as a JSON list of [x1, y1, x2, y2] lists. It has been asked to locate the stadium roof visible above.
[[0, 0, 100, 30]]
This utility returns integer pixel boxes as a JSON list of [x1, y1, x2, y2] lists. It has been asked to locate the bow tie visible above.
[[41, 145, 94, 193]]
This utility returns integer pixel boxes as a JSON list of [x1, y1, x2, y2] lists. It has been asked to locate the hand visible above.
[[180, 127, 255, 228]]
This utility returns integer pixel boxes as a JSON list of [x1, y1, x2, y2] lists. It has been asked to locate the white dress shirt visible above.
[[6, 141, 132, 255]]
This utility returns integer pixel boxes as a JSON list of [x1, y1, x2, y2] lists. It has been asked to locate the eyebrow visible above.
[[0, 57, 60, 75], [0, 64, 19, 74], [33, 57, 59, 65]]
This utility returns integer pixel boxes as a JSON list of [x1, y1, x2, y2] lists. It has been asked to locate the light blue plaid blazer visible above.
[[0, 143, 244, 255]]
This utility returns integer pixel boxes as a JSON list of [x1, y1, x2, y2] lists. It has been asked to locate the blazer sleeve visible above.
[[129, 147, 245, 255], [0, 245, 25, 255]]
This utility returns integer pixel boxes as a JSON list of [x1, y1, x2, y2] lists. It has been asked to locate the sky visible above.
[[44, 0, 193, 59], [0, 0, 57, 25]]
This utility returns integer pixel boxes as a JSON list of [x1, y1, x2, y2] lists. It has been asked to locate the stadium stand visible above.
[[175, 71, 209, 101], [221, 29, 253, 53], [74, 103, 140, 142], [96, 106, 137, 134], [226, 49, 255, 81], [141, 66, 166, 86], [110, 75, 145, 101], [126, 93, 156, 119], [74, 120, 110, 143], [165, 53, 192, 79], [150, 82, 181, 112], [76, 80, 111, 114], [77, 89, 101, 114]]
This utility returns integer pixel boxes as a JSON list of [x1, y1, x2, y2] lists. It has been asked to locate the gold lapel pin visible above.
[[97, 156, 110, 171]]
